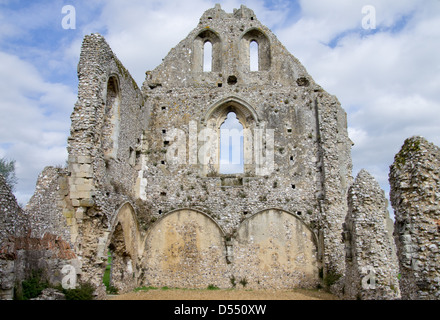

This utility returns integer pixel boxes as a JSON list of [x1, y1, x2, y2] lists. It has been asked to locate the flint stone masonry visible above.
[[0, 173, 22, 299], [390, 136, 440, 300], [344, 170, 400, 300], [0, 168, 79, 300], [4, 4, 440, 300], [232, 208, 320, 289], [141, 4, 352, 289], [1, 4, 354, 298]]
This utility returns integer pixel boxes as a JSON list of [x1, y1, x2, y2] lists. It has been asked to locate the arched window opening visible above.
[[241, 29, 271, 71], [220, 112, 244, 174], [103, 76, 120, 159], [106, 77, 118, 113], [250, 40, 259, 71], [194, 29, 221, 72], [203, 41, 212, 72]]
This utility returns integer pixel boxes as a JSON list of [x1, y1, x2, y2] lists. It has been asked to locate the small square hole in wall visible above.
[[161, 106, 167, 111], [291, 184, 296, 189], [164, 141, 170, 146], [158, 210, 162, 215], [290, 156, 294, 161], [218, 83, 222, 87], [287, 128, 292, 133], [297, 211, 302, 216], [162, 129, 166, 134], [161, 160, 165, 165], [160, 192, 167, 196]]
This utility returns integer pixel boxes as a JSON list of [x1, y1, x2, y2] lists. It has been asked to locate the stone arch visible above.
[[193, 29, 222, 72], [203, 95, 260, 127], [200, 96, 260, 176], [105, 202, 141, 293], [240, 28, 271, 71], [142, 208, 229, 288], [232, 208, 320, 289], [102, 74, 121, 160]]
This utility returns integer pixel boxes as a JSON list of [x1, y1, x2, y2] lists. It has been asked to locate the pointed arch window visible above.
[[250, 40, 259, 71], [240, 29, 271, 71], [203, 41, 213, 72], [220, 112, 244, 174], [103, 75, 121, 159], [194, 30, 222, 72]]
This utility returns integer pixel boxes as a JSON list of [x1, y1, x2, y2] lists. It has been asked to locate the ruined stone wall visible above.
[[390, 136, 440, 299], [0, 167, 78, 300], [344, 170, 400, 300], [143, 208, 319, 290], [315, 93, 352, 287], [143, 209, 229, 288], [66, 33, 146, 292], [1, 5, 357, 297], [25, 167, 71, 241], [139, 4, 352, 288], [232, 209, 319, 289], [0, 174, 22, 299]]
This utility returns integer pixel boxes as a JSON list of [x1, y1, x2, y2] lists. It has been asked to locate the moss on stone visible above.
[[394, 138, 421, 170]]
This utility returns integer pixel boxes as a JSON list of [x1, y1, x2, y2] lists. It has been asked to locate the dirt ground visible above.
[[107, 288, 339, 300]]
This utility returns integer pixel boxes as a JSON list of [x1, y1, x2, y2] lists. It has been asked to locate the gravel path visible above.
[[107, 288, 338, 300]]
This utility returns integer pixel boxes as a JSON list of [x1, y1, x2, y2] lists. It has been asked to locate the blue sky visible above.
[[1, 0, 440, 219]]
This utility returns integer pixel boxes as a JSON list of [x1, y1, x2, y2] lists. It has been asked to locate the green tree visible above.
[[0, 157, 18, 191]]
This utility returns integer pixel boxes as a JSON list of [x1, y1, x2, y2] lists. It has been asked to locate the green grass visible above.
[[103, 252, 118, 294], [207, 284, 220, 290], [134, 286, 159, 292]]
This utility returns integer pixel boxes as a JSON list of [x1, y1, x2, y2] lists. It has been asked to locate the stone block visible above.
[[70, 190, 92, 199], [77, 155, 92, 164], [68, 155, 77, 164], [63, 209, 75, 219], [76, 169, 93, 178], [79, 198, 95, 207], [58, 176, 68, 191], [76, 181, 94, 192], [70, 163, 81, 173], [75, 207, 85, 220]]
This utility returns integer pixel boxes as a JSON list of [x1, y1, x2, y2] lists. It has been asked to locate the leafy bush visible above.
[[19, 270, 49, 300], [62, 282, 95, 300]]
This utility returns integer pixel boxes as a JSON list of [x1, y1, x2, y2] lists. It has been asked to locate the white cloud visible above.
[[272, 1, 440, 219], [0, 51, 75, 205]]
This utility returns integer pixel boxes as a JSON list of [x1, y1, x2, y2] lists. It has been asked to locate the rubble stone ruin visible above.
[[1, 5, 439, 300]]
